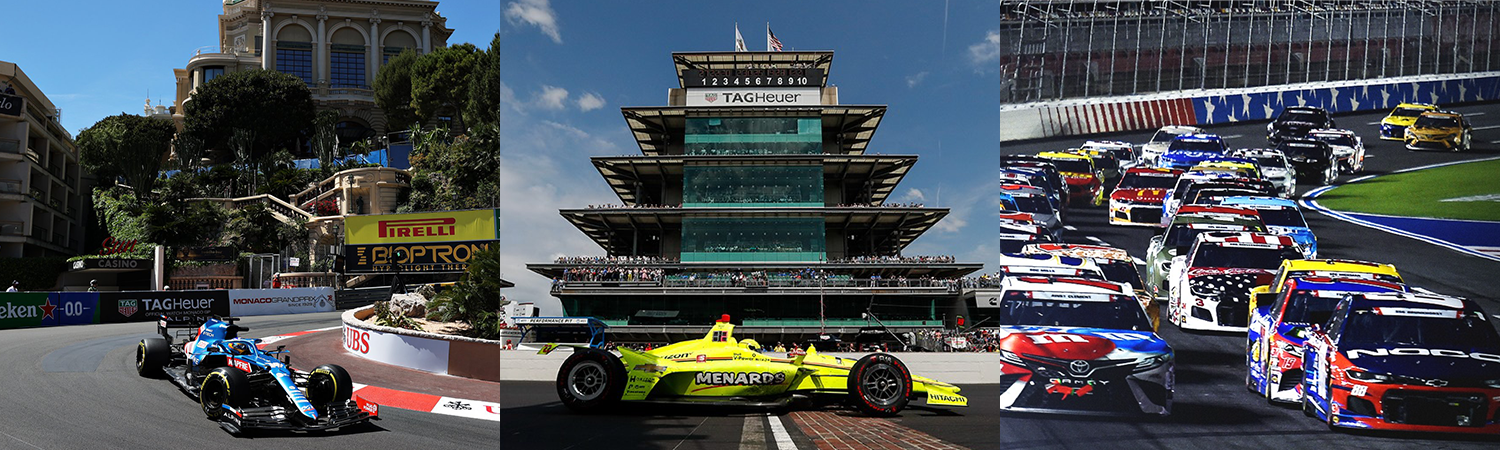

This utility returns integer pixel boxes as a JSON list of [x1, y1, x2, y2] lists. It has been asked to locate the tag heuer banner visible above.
[[344, 240, 492, 274], [99, 290, 229, 324], [345, 209, 498, 245]]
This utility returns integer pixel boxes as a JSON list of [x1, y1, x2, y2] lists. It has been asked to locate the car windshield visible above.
[[1414, 115, 1460, 128], [1118, 173, 1178, 189], [1280, 111, 1326, 123], [1191, 244, 1299, 269], [1278, 142, 1325, 158], [1281, 290, 1343, 325], [1166, 224, 1252, 248], [1169, 140, 1225, 153], [1249, 155, 1286, 168], [997, 292, 1154, 331], [1286, 270, 1403, 285], [1391, 107, 1428, 118], [1048, 158, 1093, 173], [1098, 261, 1144, 289], [1151, 129, 1188, 144], [1013, 196, 1052, 214], [1339, 309, 1500, 349], [1252, 207, 1307, 228], [999, 197, 1018, 211], [1312, 134, 1355, 147]]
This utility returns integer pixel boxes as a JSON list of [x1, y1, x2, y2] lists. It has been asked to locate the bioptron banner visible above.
[[345, 209, 497, 245]]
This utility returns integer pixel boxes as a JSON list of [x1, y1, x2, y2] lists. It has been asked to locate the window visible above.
[[276, 42, 314, 85], [684, 117, 822, 155], [682, 165, 823, 207], [203, 67, 225, 84], [330, 48, 367, 88], [680, 217, 825, 262]]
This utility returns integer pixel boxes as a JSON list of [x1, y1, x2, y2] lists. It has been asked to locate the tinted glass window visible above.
[[1190, 245, 1298, 269], [1282, 290, 1343, 325], [997, 293, 1154, 331], [1252, 207, 1307, 228], [1118, 173, 1178, 189], [1340, 309, 1500, 349], [1413, 115, 1460, 128], [1280, 110, 1327, 123]]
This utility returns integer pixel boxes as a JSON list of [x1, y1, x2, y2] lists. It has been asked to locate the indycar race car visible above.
[[136, 316, 377, 435], [547, 316, 967, 416]]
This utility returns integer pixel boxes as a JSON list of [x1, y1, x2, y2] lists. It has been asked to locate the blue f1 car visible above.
[[135, 316, 378, 435]]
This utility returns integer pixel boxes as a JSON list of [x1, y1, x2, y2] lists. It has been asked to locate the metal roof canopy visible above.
[[592, 154, 917, 206], [558, 207, 948, 256], [672, 51, 835, 89], [621, 106, 886, 156], [528, 260, 983, 280]]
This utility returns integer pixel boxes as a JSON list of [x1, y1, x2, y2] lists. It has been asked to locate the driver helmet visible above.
[[224, 341, 253, 355]]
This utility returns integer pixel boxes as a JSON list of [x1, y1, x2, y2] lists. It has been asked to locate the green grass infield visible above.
[[1315, 158, 1500, 221]]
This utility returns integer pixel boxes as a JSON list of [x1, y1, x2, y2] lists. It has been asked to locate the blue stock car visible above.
[[1158, 134, 1228, 171], [1246, 277, 1407, 404], [136, 316, 378, 435], [1215, 196, 1318, 258]]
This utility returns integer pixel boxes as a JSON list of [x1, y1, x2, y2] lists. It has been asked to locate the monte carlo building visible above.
[[0, 61, 86, 258], [527, 51, 982, 342], [172, 0, 451, 142]]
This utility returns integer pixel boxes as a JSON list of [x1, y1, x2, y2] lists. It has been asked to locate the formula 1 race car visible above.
[[545, 316, 967, 416], [135, 316, 378, 435]]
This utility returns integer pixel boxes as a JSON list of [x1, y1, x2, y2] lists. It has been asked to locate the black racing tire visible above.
[[200, 367, 249, 420], [136, 338, 170, 378], [556, 349, 625, 413], [307, 364, 354, 408], [848, 353, 912, 417]]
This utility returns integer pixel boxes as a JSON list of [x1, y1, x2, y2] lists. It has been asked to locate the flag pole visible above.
[[766, 22, 771, 52]]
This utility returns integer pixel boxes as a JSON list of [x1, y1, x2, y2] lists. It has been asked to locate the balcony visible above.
[[27, 187, 44, 202], [0, 179, 20, 194], [0, 139, 18, 155], [0, 221, 22, 236]]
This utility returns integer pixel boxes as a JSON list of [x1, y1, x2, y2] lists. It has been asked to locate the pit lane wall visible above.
[[341, 306, 500, 382], [0, 288, 335, 330], [1000, 72, 1500, 141]]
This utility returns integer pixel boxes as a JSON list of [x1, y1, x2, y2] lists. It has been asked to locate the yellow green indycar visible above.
[[541, 316, 968, 416]]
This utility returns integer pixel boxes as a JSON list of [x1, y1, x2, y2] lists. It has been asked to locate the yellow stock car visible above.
[[1404, 111, 1473, 152], [1378, 103, 1437, 140], [1037, 151, 1105, 207], [1246, 259, 1405, 311], [544, 317, 968, 416]]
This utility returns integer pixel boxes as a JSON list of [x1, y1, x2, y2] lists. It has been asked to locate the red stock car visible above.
[[1109, 167, 1182, 227]]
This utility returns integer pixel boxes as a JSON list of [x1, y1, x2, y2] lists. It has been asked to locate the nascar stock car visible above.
[[1078, 140, 1138, 170], [1213, 196, 1318, 259], [999, 211, 1058, 253], [1108, 167, 1181, 227], [1166, 232, 1301, 332], [1246, 277, 1408, 404], [1277, 138, 1338, 185], [1141, 125, 1205, 166], [1306, 128, 1366, 174], [1379, 103, 1438, 140], [1267, 106, 1336, 145], [546, 316, 967, 416], [1157, 134, 1229, 171], [1228, 149, 1297, 198], [1301, 293, 1500, 433], [994, 276, 1172, 416], [1247, 259, 1405, 312], [1404, 110, 1474, 152], [1021, 243, 1159, 330], [1036, 151, 1105, 207], [135, 316, 377, 434], [1144, 205, 1267, 297]]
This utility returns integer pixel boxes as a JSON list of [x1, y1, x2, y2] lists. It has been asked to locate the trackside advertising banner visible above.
[[99, 290, 229, 323], [345, 209, 497, 245], [344, 240, 492, 274], [344, 322, 451, 374], [0, 292, 99, 330], [229, 287, 336, 316]]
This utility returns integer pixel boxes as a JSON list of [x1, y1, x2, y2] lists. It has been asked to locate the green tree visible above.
[[464, 33, 500, 126], [181, 69, 315, 166], [411, 43, 480, 125], [76, 114, 176, 198], [426, 243, 501, 339], [398, 123, 499, 213], [311, 110, 340, 170], [374, 49, 422, 132]]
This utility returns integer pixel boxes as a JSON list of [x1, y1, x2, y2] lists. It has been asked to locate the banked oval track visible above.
[[998, 104, 1500, 449], [0, 311, 498, 449]]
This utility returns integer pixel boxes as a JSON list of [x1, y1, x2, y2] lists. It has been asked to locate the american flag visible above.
[[768, 27, 783, 52]]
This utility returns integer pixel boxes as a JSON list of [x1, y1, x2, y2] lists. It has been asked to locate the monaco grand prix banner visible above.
[[99, 290, 229, 324], [228, 287, 335, 316], [0, 292, 99, 330]]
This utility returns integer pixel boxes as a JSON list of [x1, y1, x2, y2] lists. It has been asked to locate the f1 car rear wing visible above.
[[156, 315, 249, 341]]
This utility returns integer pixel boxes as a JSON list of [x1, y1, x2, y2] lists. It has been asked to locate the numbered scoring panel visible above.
[[683, 68, 825, 88]]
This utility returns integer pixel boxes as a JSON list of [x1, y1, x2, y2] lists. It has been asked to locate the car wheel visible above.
[[556, 349, 625, 413], [848, 353, 912, 416], [307, 364, 354, 408], [136, 338, 169, 378], [200, 367, 249, 420]]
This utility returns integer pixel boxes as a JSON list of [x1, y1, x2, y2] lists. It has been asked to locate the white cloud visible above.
[[968, 30, 1000, 67], [576, 92, 605, 112], [504, 0, 562, 44], [898, 188, 926, 202], [905, 71, 929, 88], [535, 85, 569, 110], [500, 82, 523, 114]]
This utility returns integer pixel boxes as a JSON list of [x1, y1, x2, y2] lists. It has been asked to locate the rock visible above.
[[390, 293, 427, 318]]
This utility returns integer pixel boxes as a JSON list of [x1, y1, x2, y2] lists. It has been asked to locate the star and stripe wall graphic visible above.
[[1001, 73, 1500, 140]]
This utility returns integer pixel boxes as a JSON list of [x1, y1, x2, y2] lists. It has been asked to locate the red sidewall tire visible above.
[[848, 353, 912, 416]]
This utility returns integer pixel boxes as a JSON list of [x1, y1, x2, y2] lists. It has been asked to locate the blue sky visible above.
[[500, 0, 1001, 313], [0, 1, 497, 136]]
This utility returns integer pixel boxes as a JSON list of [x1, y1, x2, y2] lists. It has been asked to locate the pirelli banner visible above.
[[345, 241, 492, 274], [99, 290, 230, 324], [345, 209, 498, 245]]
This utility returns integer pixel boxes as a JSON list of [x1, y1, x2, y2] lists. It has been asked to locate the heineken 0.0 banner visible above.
[[99, 290, 229, 324], [0, 292, 99, 330]]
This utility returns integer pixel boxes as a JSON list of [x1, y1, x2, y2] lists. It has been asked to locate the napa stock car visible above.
[[1037, 151, 1105, 207], [1079, 140, 1138, 169], [547, 317, 967, 416], [1277, 138, 1338, 185], [1306, 128, 1366, 174], [1404, 110, 1474, 152], [1108, 167, 1181, 227], [1166, 232, 1301, 332], [1158, 134, 1229, 171], [1379, 103, 1438, 140], [1214, 196, 1318, 259], [1068, 147, 1122, 180], [1145, 205, 1267, 298], [1301, 293, 1500, 433], [1141, 125, 1205, 166], [1267, 106, 1336, 145], [1246, 277, 1408, 404], [1022, 243, 1159, 330], [135, 316, 377, 435], [995, 276, 1172, 416], [1247, 259, 1406, 312], [1228, 149, 1296, 197]]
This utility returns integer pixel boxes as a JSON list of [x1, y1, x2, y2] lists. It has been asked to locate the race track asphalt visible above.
[[0, 311, 499, 449], [998, 103, 1500, 449]]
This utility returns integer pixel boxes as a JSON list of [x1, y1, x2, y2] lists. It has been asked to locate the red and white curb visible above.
[[258, 327, 499, 422]]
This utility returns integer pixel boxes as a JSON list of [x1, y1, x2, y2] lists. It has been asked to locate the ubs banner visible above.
[[345, 209, 497, 245], [229, 287, 336, 316], [0, 292, 99, 330], [345, 240, 491, 274], [99, 290, 229, 323]]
